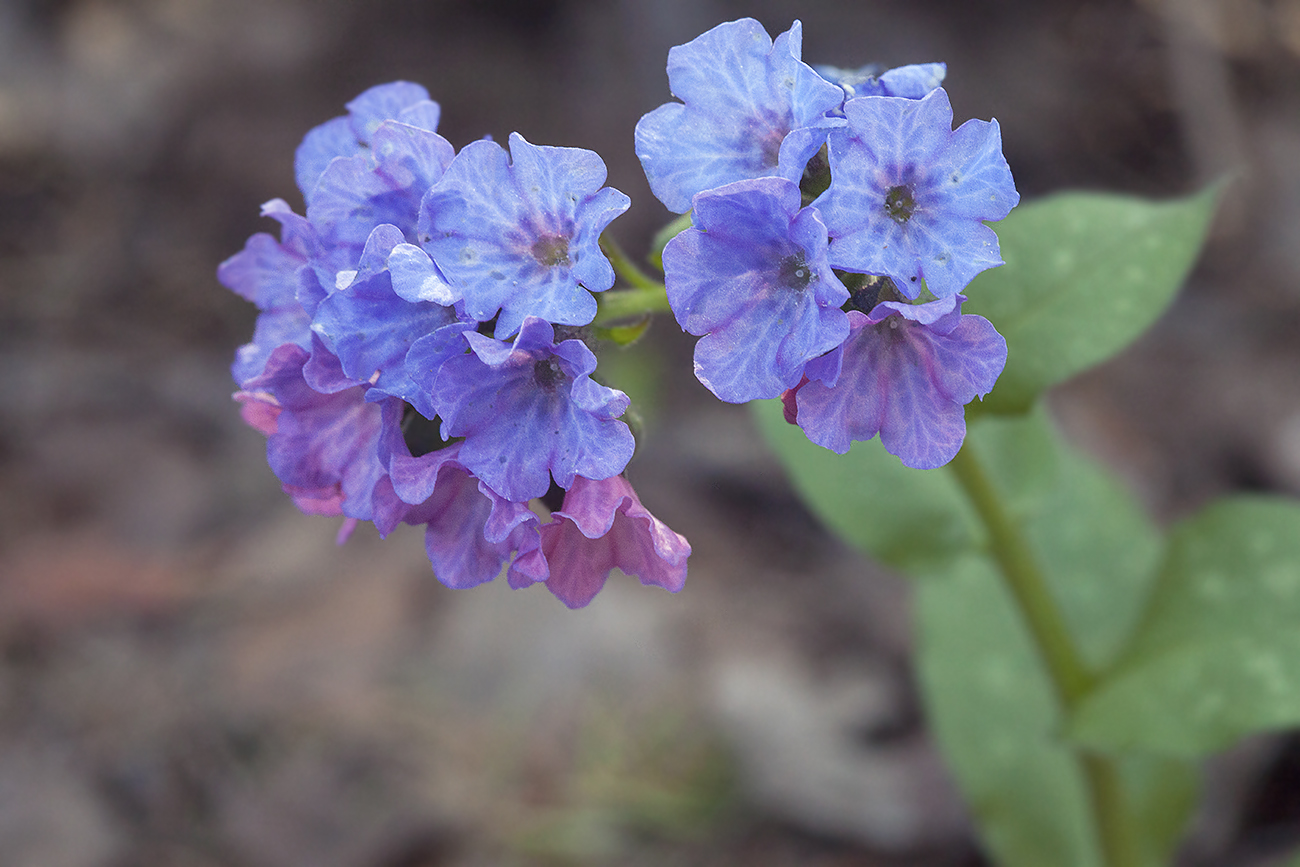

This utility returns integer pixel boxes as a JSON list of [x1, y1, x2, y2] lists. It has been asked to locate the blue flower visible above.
[[416, 133, 629, 339], [662, 177, 849, 403], [635, 18, 845, 214], [813, 87, 1019, 299], [431, 316, 635, 503], [785, 293, 1007, 469], [309, 224, 468, 407], [813, 62, 946, 102], [307, 118, 455, 257], [219, 199, 325, 386], [295, 81, 442, 204]]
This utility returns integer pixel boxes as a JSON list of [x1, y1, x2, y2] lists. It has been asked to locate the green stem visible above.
[[594, 285, 671, 325], [594, 233, 671, 325], [947, 440, 1143, 867], [600, 233, 664, 292], [947, 442, 1091, 705], [1084, 755, 1145, 867]]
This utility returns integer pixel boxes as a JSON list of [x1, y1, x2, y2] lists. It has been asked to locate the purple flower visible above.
[[235, 343, 394, 520], [813, 62, 946, 102], [635, 18, 845, 214], [295, 81, 442, 205], [416, 133, 629, 338], [786, 294, 1007, 469], [218, 200, 324, 387], [432, 317, 634, 503], [509, 475, 690, 609], [662, 177, 849, 403], [308, 118, 455, 257], [378, 404, 542, 590], [814, 87, 1019, 299], [310, 224, 466, 407]]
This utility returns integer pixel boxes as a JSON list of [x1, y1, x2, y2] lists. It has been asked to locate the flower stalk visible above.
[[947, 439, 1143, 867]]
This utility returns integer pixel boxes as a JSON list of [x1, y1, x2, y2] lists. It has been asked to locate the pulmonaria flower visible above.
[[635, 18, 845, 214], [307, 115, 455, 257], [784, 293, 1007, 469], [509, 475, 690, 609], [223, 80, 691, 608], [235, 342, 394, 521], [813, 87, 1019, 300], [430, 316, 635, 503], [413, 132, 629, 338], [375, 403, 543, 590], [310, 223, 469, 407], [219, 200, 319, 388], [661, 177, 849, 403], [295, 81, 443, 205], [813, 62, 947, 102]]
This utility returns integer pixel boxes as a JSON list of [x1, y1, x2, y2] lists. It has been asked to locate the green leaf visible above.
[[918, 554, 1103, 867], [1070, 497, 1300, 757], [753, 403, 1161, 659], [965, 185, 1218, 414], [918, 557, 1198, 867]]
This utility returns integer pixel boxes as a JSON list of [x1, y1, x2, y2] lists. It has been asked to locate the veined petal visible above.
[[662, 177, 849, 403]]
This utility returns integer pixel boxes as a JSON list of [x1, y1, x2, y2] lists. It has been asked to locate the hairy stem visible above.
[[594, 233, 672, 326], [947, 440, 1142, 867], [594, 284, 671, 324], [947, 442, 1091, 704]]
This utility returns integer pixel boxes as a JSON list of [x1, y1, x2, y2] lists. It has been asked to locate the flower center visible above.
[[759, 130, 785, 169], [883, 185, 917, 224], [777, 254, 814, 291], [533, 356, 567, 393], [531, 234, 571, 268]]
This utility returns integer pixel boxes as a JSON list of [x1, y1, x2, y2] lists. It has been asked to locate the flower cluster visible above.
[[221, 83, 689, 608], [637, 19, 1018, 469]]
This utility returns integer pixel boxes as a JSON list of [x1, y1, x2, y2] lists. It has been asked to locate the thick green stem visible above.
[[947, 442, 1091, 705], [594, 285, 670, 324], [947, 440, 1143, 867]]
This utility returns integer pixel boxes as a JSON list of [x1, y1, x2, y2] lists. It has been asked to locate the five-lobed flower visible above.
[[662, 176, 849, 403], [813, 87, 1020, 299], [635, 18, 844, 214]]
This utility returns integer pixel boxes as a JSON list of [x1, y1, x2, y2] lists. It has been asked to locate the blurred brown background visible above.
[[2, 0, 1300, 864]]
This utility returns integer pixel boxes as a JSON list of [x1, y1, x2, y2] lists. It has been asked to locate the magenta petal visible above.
[[533, 476, 690, 609], [403, 464, 534, 589]]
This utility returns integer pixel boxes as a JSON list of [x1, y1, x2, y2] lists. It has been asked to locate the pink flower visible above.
[[511, 475, 690, 609]]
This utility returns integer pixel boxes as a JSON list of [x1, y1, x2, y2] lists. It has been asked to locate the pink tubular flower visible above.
[[235, 343, 391, 522], [510, 475, 691, 609]]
